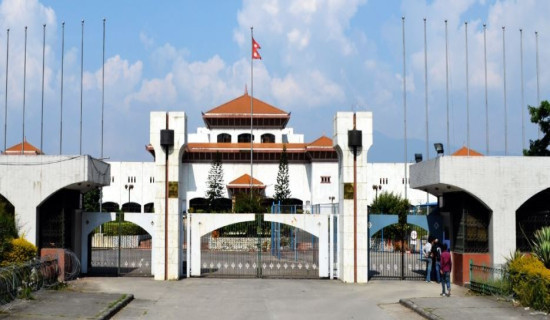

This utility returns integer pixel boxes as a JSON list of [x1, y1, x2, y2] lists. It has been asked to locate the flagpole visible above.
[[250, 27, 254, 194], [22, 26, 27, 154], [41, 24, 46, 152], [445, 20, 449, 155], [100, 18, 106, 213], [402, 17, 407, 200], [101, 18, 106, 159], [424, 18, 429, 160], [80, 20, 84, 155], [465, 22, 470, 156], [520, 28, 525, 151], [60, 21, 64, 154], [535, 31, 540, 139], [483, 24, 489, 155], [3, 28, 8, 152], [502, 26, 507, 156]]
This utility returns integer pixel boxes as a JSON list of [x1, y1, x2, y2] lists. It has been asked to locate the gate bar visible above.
[[329, 213, 334, 279], [186, 213, 191, 277]]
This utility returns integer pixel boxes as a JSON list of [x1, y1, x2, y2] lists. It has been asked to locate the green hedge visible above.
[[94, 222, 148, 236], [508, 254, 550, 312]]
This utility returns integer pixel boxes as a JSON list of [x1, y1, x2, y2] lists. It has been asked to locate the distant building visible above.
[[102, 93, 435, 213]]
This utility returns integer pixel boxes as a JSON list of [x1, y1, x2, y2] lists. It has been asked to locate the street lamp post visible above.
[[124, 184, 134, 211], [329, 196, 335, 215], [372, 185, 382, 201]]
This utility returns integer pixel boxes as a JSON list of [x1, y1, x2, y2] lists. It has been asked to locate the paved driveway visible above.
[[72, 277, 438, 320]]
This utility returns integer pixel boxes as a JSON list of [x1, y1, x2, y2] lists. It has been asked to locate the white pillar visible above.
[[333, 112, 373, 283], [151, 112, 186, 280]]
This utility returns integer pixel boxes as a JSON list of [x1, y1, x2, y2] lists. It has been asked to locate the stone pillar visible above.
[[151, 111, 186, 280], [333, 112, 372, 283]]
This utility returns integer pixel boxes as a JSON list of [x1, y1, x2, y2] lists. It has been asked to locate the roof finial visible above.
[[244, 84, 248, 95]]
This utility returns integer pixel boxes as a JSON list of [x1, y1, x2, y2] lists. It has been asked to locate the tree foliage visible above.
[[370, 191, 411, 239], [0, 195, 17, 264], [233, 191, 265, 214], [206, 152, 225, 211], [83, 187, 100, 212], [524, 100, 550, 156], [274, 145, 291, 204]]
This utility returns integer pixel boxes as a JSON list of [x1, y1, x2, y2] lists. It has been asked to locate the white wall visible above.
[[102, 162, 155, 210]]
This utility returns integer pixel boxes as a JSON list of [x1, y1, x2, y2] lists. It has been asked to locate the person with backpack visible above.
[[431, 238, 442, 283]]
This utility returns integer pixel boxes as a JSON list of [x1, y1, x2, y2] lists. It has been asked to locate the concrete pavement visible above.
[[1, 278, 548, 319]]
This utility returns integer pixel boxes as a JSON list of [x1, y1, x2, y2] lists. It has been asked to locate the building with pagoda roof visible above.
[[102, 93, 435, 215]]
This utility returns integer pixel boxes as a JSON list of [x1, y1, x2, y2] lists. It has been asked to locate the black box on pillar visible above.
[[160, 129, 174, 149], [348, 129, 362, 149]]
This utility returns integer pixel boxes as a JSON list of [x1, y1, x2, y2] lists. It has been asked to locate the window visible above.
[[217, 133, 231, 143], [261, 133, 275, 143], [238, 133, 254, 143], [379, 178, 388, 185], [321, 176, 331, 184]]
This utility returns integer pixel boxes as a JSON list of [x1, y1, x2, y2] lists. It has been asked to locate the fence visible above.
[[0, 256, 60, 305], [469, 262, 511, 295]]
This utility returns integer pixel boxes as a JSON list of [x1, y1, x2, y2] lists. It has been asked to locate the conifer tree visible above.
[[274, 145, 291, 204], [206, 152, 224, 211]]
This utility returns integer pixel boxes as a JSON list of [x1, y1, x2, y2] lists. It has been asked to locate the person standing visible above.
[[440, 243, 452, 296], [431, 238, 441, 283], [423, 236, 433, 282]]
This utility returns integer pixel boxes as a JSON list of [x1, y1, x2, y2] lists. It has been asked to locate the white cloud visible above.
[[139, 32, 154, 49], [125, 73, 177, 108]]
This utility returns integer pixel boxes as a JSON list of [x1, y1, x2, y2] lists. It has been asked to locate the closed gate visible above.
[[368, 214, 429, 280], [88, 213, 152, 277], [196, 214, 322, 278]]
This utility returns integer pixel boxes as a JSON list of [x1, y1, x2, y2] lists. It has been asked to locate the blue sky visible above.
[[0, 0, 548, 161]]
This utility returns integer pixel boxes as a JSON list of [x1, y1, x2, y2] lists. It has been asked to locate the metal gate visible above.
[[88, 213, 152, 277], [200, 214, 319, 278], [368, 214, 429, 280]]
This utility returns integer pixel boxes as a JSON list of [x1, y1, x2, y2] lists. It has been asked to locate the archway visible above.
[[189, 197, 209, 213], [101, 202, 120, 212], [195, 213, 325, 278], [0, 193, 17, 252], [211, 198, 232, 213], [440, 192, 490, 253], [144, 202, 154, 213], [122, 202, 141, 213], [516, 188, 550, 252], [87, 214, 152, 277], [368, 214, 430, 280], [37, 189, 81, 250]]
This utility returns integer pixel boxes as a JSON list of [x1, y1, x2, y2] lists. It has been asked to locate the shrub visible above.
[[96, 221, 148, 236], [1, 237, 38, 267], [508, 254, 550, 312], [533, 226, 550, 268]]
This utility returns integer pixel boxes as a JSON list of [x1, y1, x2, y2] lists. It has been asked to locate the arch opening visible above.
[[122, 202, 141, 213], [88, 219, 152, 276], [516, 188, 550, 252], [200, 217, 319, 278], [101, 202, 120, 212], [440, 191, 490, 253]]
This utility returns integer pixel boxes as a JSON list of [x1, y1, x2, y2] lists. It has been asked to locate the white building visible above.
[[102, 93, 435, 213]]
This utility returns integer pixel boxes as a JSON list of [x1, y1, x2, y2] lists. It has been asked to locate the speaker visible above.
[[348, 129, 362, 148], [160, 129, 174, 148]]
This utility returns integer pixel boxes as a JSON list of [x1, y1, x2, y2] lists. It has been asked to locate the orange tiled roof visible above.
[[227, 174, 265, 188], [203, 93, 289, 117], [452, 146, 483, 156], [307, 136, 333, 150], [3, 139, 43, 155]]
